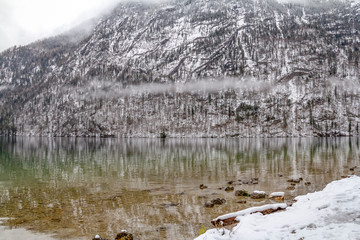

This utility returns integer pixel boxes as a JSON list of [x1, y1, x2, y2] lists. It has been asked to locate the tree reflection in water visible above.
[[0, 137, 359, 239]]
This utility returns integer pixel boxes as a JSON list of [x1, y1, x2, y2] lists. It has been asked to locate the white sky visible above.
[[0, 0, 122, 52]]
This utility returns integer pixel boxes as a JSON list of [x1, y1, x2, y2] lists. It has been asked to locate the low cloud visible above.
[[76, 77, 272, 99]]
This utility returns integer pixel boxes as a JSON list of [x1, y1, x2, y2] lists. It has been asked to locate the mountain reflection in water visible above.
[[0, 137, 359, 239]]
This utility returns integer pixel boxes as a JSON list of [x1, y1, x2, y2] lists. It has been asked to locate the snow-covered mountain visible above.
[[0, 0, 359, 137]]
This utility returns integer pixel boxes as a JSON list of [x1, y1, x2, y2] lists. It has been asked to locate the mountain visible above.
[[0, 0, 359, 137]]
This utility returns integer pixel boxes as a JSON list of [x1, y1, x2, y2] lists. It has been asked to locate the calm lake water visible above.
[[0, 137, 359, 240]]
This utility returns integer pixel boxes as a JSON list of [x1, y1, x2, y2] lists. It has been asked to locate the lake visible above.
[[0, 137, 359, 239]]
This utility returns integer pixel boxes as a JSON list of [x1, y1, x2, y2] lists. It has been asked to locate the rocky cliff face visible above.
[[0, 0, 359, 137]]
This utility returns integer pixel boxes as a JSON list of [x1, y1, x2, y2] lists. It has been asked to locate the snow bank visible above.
[[195, 176, 360, 240]]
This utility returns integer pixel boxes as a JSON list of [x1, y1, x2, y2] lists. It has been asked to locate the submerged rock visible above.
[[156, 226, 167, 232], [224, 186, 234, 192], [160, 203, 181, 208], [240, 178, 259, 185], [204, 202, 215, 208], [200, 184, 208, 190], [211, 198, 226, 205], [287, 178, 302, 183]]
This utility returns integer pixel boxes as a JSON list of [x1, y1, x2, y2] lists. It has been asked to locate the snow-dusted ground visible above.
[[195, 176, 360, 240]]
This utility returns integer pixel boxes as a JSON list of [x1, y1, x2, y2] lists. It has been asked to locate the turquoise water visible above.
[[0, 137, 359, 239]]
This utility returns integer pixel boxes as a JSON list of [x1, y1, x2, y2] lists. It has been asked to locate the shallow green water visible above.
[[0, 137, 359, 239]]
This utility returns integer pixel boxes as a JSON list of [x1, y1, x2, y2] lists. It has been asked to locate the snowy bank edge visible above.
[[195, 175, 360, 240]]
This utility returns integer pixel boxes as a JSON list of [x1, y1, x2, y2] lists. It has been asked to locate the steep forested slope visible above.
[[0, 0, 359, 137]]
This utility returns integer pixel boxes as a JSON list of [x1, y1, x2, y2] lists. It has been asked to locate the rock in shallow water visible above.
[[211, 198, 226, 205], [287, 178, 302, 183], [115, 231, 133, 240], [235, 190, 250, 197], [269, 192, 285, 201], [204, 202, 215, 208], [224, 186, 234, 192], [250, 191, 267, 199]]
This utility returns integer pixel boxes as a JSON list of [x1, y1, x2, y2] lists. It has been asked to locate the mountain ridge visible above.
[[0, 0, 359, 137]]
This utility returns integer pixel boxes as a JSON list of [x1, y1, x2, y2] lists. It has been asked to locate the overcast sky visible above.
[[0, 0, 123, 52]]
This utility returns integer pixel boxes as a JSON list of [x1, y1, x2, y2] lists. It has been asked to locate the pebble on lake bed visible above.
[[160, 203, 181, 208], [204, 202, 215, 208], [241, 178, 259, 185], [200, 184, 208, 190], [287, 178, 302, 183], [225, 186, 234, 192], [235, 190, 250, 197], [211, 198, 226, 205], [156, 226, 167, 232]]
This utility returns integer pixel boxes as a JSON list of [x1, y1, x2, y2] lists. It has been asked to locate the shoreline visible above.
[[195, 175, 360, 240]]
